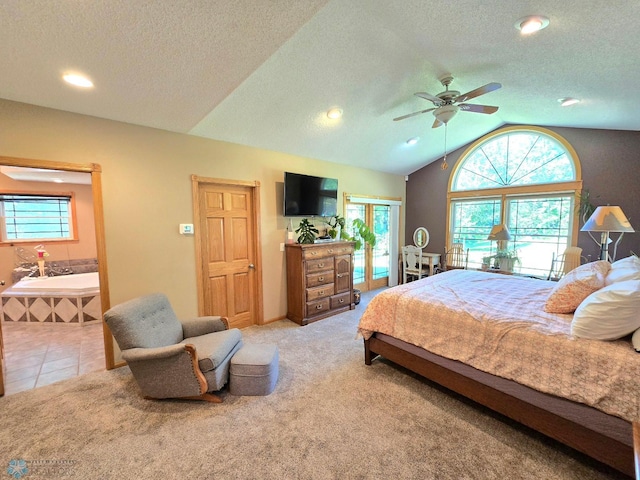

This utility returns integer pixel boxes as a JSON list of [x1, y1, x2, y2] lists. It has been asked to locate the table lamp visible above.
[[580, 206, 634, 261], [487, 224, 511, 251]]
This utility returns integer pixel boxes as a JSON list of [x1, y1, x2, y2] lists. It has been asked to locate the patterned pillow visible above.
[[544, 260, 611, 314]]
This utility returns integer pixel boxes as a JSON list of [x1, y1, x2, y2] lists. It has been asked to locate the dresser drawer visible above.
[[302, 244, 352, 260], [306, 297, 331, 316], [306, 271, 333, 287], [330, 292, 351, 309], [306, 259, 333, 273], [306, 283, 335, 301]]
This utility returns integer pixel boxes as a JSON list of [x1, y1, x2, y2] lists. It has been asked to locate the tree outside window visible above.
[[448, 127, 581, 276]]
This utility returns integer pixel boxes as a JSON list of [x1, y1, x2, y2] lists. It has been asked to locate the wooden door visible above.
[[346, 202, 390, 292], [194, 178, 262, 328]]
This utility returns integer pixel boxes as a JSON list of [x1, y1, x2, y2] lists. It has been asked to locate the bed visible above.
[[358, 268, 640, 477]]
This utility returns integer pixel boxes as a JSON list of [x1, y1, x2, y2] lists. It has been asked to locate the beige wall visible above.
[[0, 99, 405, 323], [0, 173, 96, 292]]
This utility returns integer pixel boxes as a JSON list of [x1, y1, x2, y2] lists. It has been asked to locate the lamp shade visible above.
[[487, 224, 512, 241], [580, 206, 635, 233]]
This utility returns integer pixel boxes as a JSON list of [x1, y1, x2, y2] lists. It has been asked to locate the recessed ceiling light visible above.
[[326, 108, 343, 119], [63, 73, 94, 88], [515, 15, 550, 34], [558, 97, 580, 107], [406, 137, 420, 146]]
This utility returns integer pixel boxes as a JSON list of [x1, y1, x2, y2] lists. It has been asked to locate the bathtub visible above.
[[8, 272, 100, 295], [1, 272, 101, 325]]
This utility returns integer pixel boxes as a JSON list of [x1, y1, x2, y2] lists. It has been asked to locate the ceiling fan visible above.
[[393, 75, 502, 128]]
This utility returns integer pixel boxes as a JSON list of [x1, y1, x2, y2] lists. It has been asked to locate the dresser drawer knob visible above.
[[317, 263, 324, 268], [318, 276, 324, 281], [319, 290, 324, 295], [316, 304, 323, 310], [311, 251, 318, 256], [336, 273, 342, 278], [339, 298, 344, 304], [327, 249, 333, 253]]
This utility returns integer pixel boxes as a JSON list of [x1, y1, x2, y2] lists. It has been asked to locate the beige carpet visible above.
[[0, 290, 625, 479]]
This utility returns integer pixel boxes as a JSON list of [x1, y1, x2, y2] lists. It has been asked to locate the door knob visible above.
[[248, 264, 255, 269]]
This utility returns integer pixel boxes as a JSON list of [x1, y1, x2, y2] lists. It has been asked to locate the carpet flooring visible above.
[[0, 290, 626, 479]]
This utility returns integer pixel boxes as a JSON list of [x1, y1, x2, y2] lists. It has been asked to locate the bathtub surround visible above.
[[1, 272, 101, 326], [11, 257, 99, 284]]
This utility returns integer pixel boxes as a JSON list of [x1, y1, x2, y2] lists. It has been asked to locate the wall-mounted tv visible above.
[[283, 172, 338, 217]]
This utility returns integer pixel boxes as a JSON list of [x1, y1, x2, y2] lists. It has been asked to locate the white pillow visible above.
[[571, 279, 640, 340], [605, 255, 640, 286]]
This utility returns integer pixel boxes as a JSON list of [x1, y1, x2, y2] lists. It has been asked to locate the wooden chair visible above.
[[402, 245, 428, 283], [437, 243, 469, 273], [547, 246, 583, 281]]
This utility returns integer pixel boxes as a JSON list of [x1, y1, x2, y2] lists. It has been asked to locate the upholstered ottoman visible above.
[[229, 344, 279, 396]]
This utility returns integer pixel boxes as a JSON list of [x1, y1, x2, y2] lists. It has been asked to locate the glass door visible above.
[[346, 202, 390, 292]]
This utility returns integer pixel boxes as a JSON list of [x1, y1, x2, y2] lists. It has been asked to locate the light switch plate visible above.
[[179, 224, 194, 235]]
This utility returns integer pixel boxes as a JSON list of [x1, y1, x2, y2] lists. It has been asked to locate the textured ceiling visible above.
[[1, 0, 639, 175]]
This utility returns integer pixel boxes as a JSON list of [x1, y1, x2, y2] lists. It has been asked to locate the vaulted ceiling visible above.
[[1, 1, 639, 175]]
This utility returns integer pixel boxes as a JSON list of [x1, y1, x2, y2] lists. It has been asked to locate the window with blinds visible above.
[[0, 194, 75, 242]]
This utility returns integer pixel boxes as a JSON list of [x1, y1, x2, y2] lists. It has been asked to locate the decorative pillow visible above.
[[571, 280, 640, 340], [544, 260, 611, 314], [605, 255, 640, 286]]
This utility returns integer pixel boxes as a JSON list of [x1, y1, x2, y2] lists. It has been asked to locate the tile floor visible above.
[[1, 321, 106, 395]]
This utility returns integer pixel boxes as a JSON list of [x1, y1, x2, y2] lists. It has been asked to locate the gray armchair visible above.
[[104, 293, 242, 402]]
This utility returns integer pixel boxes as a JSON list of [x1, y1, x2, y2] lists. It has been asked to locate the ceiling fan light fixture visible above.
[[434, 105, 459, 125], [559, 97, 580, 107], [406, 137, 419, 146], [516, 15, 549, 34], [326, 108, 343, 119]]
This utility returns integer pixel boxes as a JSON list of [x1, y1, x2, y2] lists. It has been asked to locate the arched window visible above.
[[448, 126, 582, 277]]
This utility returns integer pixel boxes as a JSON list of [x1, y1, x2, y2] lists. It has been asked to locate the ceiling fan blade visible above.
[[432, 118, 443, 128], [455, 82, 502, 103], [459, 104, 499, 114], [393, 107, 436, 121], [415, 92, 443, 105]]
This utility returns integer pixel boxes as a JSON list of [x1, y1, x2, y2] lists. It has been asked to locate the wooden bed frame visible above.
[[365, 333, 637, 478]]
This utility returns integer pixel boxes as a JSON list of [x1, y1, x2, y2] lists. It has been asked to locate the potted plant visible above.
[[348, 218, 376, 251], [324, 215, 376, 251], [493, 249, 520, 272], [346, 218, 376, 306], [295, 218, 319, 244], [324, 214, 346, 240]]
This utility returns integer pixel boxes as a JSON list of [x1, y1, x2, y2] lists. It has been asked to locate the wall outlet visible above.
[[179, 224, 194, 235], [280, 243, 285, 252]]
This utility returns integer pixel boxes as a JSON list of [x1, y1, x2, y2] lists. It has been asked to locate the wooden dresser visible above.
[[285, 241, 355, 325]]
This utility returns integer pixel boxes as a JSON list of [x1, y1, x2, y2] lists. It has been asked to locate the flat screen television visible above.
[[283, 172, 338, 217]]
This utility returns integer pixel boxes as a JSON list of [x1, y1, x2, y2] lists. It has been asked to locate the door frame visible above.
[[0, 156, 113, 383], [345, 193, 402, 292], [191, 175, 264, 325]]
